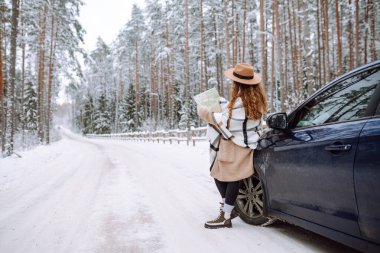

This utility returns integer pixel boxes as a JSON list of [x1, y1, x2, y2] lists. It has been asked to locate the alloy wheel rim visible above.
[[236, 175, 264, 218]]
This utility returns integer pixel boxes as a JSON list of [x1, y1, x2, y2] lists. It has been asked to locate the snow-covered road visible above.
[[0, 130, 359, 253]]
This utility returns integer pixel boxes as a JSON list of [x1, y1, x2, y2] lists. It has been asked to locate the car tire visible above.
[[235, 173, 269, 225]]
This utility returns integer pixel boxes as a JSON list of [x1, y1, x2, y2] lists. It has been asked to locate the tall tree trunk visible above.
[[37, 6, 47, 143], [323, 0, 330, 81], [274, 0, 284, 111], [204, 52, 209, 91], [135, 41, 140, 115], [119, 70, 124, 100], [46, 12, 57, 144], [0, 19, 4, 154], [260, 0, 267, 86], [355, 0, 360, 67], [348, 0, 354, 70], [9, 0, 20, 153], [1, 20, 7, 154], [164, 11, 173, 128], [218, 36, 225, 97], [284, 18, 289, 110], [303, 0, 313, 96], [20, 0, 26, 145], [331, 20, 336, 79], [364, 0, 369, 64], [150, 44, 157, 127], [242, 0, 247, 62], [249, 8, 255, 66], [232, 0, 236, 66], [235, 13, 240, 64], [184, 0, 190, 128], [317, 0, 322, 88], [271, 4, 275, 112], [368, 0, 377, 61], [321, 0, 327, 84], [296, 0, 303, 98], [200, 0, 204, 92], [322, 0, 330, 82], [160, 59, 164, 123], [213, 13, 221, 94], [128, 48, 132, 85], [223, 0, 231, 68], [287, 2, 297, 103], [335, 0, 342, 75]]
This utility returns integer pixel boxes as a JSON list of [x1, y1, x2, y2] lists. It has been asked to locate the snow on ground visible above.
[[0, 129, 359, 253]]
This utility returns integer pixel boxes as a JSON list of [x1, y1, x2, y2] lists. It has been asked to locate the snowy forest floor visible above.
[[0, 129, 360, 253]]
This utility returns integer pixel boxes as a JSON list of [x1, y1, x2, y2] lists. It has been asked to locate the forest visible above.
[[0, 0, 379, 156]]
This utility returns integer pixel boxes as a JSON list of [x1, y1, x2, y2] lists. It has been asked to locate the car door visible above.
[[266, 66, 380, 236], [354, 103, 380, 246]]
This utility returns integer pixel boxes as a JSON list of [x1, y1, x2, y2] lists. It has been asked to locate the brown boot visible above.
[[204, 211, 232, 229]]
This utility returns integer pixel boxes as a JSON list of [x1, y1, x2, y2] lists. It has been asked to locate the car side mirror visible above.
[[266, 113, 288, 130]]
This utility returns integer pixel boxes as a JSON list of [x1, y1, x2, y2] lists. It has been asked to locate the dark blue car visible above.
[[235, 60, 380, 253]]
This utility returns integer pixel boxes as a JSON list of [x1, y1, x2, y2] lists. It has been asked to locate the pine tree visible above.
[[93, 94, 111, 134], [23, 81, 37, 133], [171, 81, 182, 129], [178, 105, 189, 130], [118, 95, 129, 132], [82, 96, 95, 134], [125, 85, 138, 132]]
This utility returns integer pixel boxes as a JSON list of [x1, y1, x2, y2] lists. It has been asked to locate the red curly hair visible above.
[[228, 81, 268, 123]]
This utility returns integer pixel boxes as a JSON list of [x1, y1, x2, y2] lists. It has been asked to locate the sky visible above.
[[79, 0, 144, 51], [58, 0, 144, 104]]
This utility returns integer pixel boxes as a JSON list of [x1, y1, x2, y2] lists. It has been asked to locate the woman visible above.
[[197, 62, 268, 229]]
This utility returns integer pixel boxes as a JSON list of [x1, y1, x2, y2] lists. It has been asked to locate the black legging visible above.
[[214, 179, 240, 206]]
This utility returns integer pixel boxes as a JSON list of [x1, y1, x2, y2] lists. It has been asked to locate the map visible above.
[[193, 87, 221, 112]]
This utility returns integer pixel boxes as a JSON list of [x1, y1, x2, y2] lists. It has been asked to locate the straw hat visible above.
[[224, 63, 261, 85]]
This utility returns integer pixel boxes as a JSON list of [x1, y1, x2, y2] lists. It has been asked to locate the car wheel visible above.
[[235, 173, 269, 225]]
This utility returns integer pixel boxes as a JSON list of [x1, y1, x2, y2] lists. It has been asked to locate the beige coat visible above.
[[198, 106, 254, 182]]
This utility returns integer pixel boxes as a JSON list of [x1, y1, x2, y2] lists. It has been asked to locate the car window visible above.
[[295, 68, 379, 128]]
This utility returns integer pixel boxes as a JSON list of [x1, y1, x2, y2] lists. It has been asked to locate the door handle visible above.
[[325, 144, 352, 152]]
